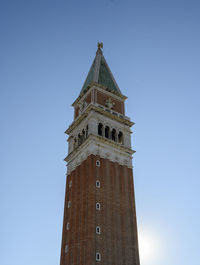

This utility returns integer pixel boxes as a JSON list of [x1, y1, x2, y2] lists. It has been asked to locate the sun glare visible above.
[[138, 228, 162, 264]]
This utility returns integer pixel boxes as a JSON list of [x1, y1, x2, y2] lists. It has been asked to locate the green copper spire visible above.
[[80, 43, 122, 96]]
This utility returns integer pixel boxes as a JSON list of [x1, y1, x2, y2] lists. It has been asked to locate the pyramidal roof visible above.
[[80, 43, 122, 96]]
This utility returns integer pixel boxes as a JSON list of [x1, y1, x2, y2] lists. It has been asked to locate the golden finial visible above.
[[97, 42, 103, 49]]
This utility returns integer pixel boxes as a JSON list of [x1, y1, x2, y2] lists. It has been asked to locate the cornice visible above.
[[65, 134, 135, 162], [65, 103, 134, 135], [65, 134, 135, 176]]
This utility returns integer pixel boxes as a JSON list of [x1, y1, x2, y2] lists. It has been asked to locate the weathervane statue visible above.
[[97, 42, 103, 49]]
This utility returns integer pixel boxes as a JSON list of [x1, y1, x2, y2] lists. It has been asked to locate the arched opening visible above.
[[78, 133, 81, 145], [105, 126, 110, 139], [98, 123, 103, 136], [118, 131, 123, 144], [111, 129, 117, 142], [82, 129, 85, 141], [86, 125, 88, 138]]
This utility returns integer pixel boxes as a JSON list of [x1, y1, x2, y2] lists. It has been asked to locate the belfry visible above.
[[60, 44, 140, 265]]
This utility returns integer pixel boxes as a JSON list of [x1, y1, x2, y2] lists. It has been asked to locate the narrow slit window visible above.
[[96, 160, 100, 167], [66, 222, 70, 230], [65, 244, 68, 253], [96, 252, 101, 261], [96, 180, 100, 188], [69, 180, 72, 188], [96, 226, 101, 234], [96, 202, 101, 211], [68, 201, 71, 208]]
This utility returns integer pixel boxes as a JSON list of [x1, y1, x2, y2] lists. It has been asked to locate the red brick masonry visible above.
[[96, 90, 124, 115], [74, 89, 124, 119], [60, 154, 140, 265]]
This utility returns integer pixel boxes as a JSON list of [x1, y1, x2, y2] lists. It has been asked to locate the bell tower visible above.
[[60, 43, 140, 265]]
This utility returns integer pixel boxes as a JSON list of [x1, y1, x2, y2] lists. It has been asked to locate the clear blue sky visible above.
[[0, 1, 200, 265]]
